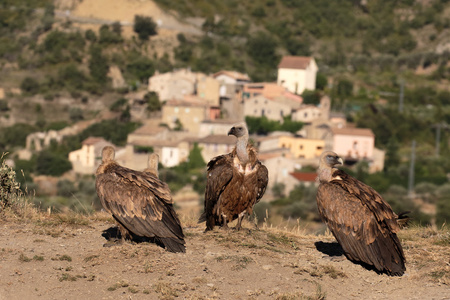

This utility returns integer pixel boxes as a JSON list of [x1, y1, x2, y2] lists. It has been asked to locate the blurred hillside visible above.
[[1, 0, 450, 227]]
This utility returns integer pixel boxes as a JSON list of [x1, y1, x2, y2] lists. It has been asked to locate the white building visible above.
[[277, 56, 318, 95]]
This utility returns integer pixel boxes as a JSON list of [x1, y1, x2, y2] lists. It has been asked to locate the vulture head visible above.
[[317, 151, 343, 182], [320, 151, 344, 168], [228, 122, 249, 139], [101, 146, 116, 163]]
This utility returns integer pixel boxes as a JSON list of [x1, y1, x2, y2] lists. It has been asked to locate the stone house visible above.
[[126, 123, 195, 168], [68, 137, 114, 174], [148, 68, 220, 106], [329, 127, 375, 161], [197, 134, 236, 163], [213, 70, 251, 100], [277, 56, 318, 95], [244, 95, 301, 122], [196, 74, 220, 106], [162, 99, 220, 135]]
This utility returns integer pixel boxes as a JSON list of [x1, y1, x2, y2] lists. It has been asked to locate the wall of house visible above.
[[197, 75, 220, 106], [292, 106, 322, 123], [262, 156, 297, 193], [333, 134, 374, 159], [69, 141, 112, 174], [160, 147, 178, 167], [199, 141, 233, 163], [257, 137, 282, 152], [304, 60, 318, 91], [149, 70, 196, 101], [244, 95, 292, 122], [162, 105, 206, 135], [277, 68, 307, 95], [279, 136, 324, 159]]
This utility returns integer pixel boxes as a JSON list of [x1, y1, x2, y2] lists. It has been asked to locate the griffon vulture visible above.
[[316, 151, 406, 276], [96, 146, 185, 253], [198, 122, 269, 231]]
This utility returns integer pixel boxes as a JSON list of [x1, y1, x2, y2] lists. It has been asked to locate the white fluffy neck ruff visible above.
[[236, 136, 249, 164]]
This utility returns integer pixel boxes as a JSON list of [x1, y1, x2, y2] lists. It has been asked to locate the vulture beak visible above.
[[228, 127, 236, 136], [336, 157, 344, 166]]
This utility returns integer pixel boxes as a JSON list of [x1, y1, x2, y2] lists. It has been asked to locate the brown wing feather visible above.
[[198, 154, 234, 230], [316, 173, 405, 276], [255, 162, 268, 204], [96, 164, 185, 252]]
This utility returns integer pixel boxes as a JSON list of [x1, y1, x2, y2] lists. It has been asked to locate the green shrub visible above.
[[133, 15, 157, 40], [0, 154, 21, 209]]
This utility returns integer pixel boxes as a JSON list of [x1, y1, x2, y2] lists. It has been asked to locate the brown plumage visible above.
[[316, 151, 406, 276], [198, 122, 269, 231], [96, 146, 185, 253]]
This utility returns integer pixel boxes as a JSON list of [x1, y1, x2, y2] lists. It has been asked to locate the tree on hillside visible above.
[[20, 77, 40, 95], [246, 31, 279, 67], [88, 45, 109, 84], [144, 92, 161, 112], [187, 143, 205, 170], [133, 15, 157, 41], [36, 151, 72, 176], [126, 55, 155, 82]]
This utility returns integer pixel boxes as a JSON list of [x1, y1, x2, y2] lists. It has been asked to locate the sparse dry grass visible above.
[[107, 280, 129, 291], [275, 284, 326, 300], [153, 281, 178, 299], [215, 254, 254, 270]]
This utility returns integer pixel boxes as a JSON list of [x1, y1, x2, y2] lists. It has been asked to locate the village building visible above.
[[244, 95, 301, 122], [279, 136, 325, 159], [197, 134, 236, 163], [68, 137, 114, 174], [213, 70, 251, 100], [198, 119, 241, 138], [161, 99, 220, 135], [148, 68, 220, 106], [277, 56, 318, 95], [329, 127, 375, 162]]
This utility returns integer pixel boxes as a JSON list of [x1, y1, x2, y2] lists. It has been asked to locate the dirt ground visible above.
[[0, 212, 449, 300]]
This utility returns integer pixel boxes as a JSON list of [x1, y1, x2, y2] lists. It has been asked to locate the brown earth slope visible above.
[[0, 213, 449, 300]]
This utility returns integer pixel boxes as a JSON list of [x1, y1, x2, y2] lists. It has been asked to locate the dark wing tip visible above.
[[158, 237, 186, 253]]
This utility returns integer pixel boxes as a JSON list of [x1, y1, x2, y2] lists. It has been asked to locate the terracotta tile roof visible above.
[[290, 172, 317, 182], [201, 119, 241, 125], [82, 137, 107, 145], [213, 70, 251, 81], [331, 127, 374, 137], [278, 56, 312, 70], [198, 135, 236, 145], [131, 125, 168, 136]]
